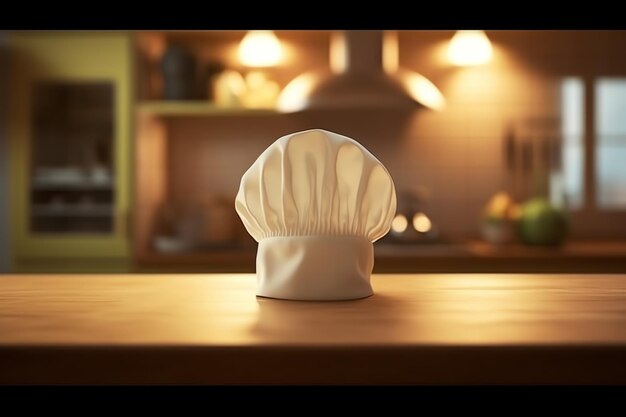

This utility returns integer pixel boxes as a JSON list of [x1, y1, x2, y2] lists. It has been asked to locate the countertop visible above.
[[2, 273, 626, 384], [135, 240, 626, 273]]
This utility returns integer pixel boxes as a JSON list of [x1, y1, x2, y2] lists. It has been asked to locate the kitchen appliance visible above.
[[278, 31, 444, 112], [389, 190, 439, 243]]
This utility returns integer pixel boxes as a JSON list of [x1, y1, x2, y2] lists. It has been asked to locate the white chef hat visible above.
[[235, 129, 397, 300]]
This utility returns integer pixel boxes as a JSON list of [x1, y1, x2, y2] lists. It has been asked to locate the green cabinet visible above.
[[8, 32, 132, 271]]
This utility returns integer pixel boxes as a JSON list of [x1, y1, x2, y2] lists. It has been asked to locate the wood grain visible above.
[[2, 273, 626, 384]]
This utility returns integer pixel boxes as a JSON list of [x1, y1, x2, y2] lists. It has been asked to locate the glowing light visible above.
[[383, 31, 399, 74], [391, 214, 408, 234], [277, 72, 319, 113], [447, 30, 493, 66], [238, 31, 283, 67], [330, 31, 347, 74], [399, 70, 446, 111], [413, 212, 432, 233]]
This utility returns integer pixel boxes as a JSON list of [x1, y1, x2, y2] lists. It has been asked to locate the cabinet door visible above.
[[9, 32, 132, 264]]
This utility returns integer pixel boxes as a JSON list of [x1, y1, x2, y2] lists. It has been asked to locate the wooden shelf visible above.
[[137, 101, 280, 117]]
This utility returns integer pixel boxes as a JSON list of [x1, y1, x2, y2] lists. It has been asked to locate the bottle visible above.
[[161, 43, 196, 100]]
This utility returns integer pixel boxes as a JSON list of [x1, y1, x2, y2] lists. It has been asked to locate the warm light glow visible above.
[[399, 70, 446, 111], [447, 30, 493, 66], [413, 212, 432, 233], [277, 72, 319, 113], [383, 31, 399, 74], [330, 31, 346, 74], [391, 214, 408, 234], [238, 31, 283, 67]]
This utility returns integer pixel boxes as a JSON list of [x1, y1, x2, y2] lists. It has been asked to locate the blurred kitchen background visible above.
[[1, 30, 626, 273]]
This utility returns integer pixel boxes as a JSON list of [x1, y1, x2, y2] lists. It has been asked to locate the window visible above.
[[559, 78, 584, 209], [595, 79, 626, 208], [559, 77, 626, 210]]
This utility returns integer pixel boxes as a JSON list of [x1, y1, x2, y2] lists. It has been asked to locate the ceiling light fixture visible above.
[[238, 31, 283, 68], [447, 30, 493, 66]]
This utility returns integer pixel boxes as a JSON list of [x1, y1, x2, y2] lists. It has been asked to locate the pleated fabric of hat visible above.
[[235, 129, 397, 300]]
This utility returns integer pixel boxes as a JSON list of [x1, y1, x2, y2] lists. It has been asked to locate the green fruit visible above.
[[517, 198, 568, 246]]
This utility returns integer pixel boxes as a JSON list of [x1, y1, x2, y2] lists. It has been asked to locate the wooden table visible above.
[[2, 274, 626, 384]]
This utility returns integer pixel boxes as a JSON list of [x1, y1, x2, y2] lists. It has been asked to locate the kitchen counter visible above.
[[375, 240, 626, 273], [136, 240, 626, 273], [2, 273, 626, 384]]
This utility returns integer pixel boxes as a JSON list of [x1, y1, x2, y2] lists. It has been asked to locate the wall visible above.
[[164, 31, 626, 241], [0, 32, 9, 270]]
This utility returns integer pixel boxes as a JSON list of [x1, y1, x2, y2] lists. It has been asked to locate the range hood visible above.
[[277, 31, 445, 113]]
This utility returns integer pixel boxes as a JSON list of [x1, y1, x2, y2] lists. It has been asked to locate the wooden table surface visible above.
[[2, 273, 626, 384]]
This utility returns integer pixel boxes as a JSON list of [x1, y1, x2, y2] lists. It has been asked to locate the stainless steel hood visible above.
[[277, 31, 445, 112]]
